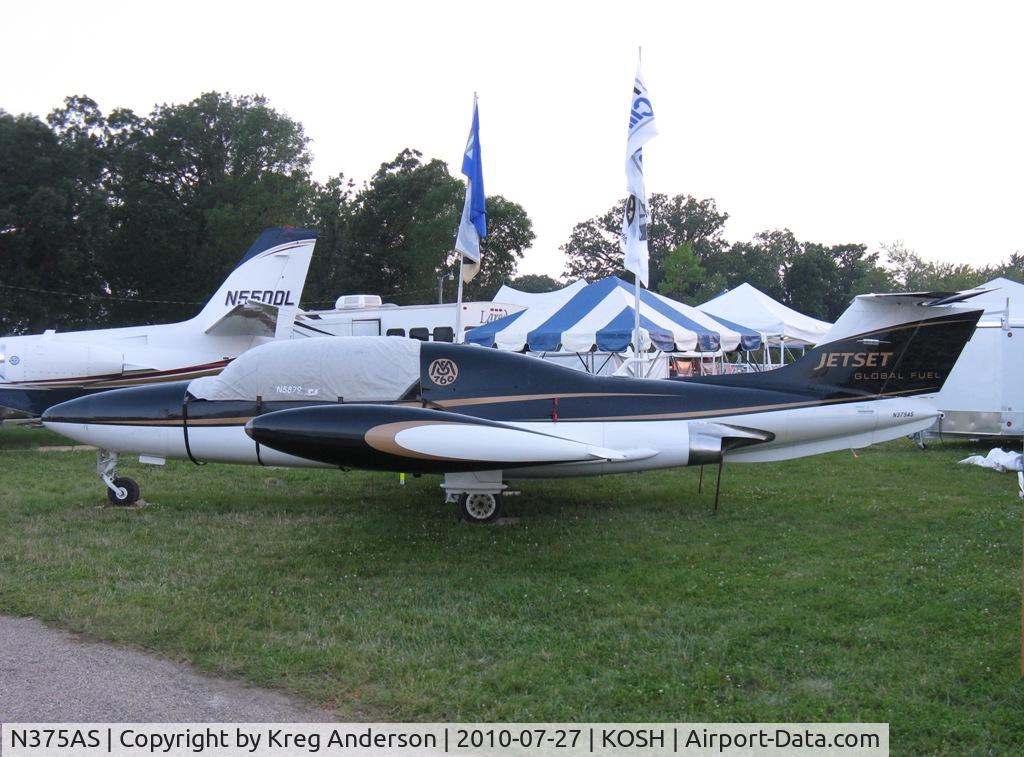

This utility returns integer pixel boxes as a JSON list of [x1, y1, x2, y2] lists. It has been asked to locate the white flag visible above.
[[621, 58, 657, 286]]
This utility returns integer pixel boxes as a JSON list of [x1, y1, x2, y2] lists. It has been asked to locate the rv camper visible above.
[[294, 296, 522, 343]]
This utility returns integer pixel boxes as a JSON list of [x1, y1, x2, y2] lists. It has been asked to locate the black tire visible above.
[[459, 492, 503, 524], [107, 477, 140, 506]]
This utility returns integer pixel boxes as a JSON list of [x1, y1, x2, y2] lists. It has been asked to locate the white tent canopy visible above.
[[698, 282, 832, 346], [492, 279, 588, 309], [959, 276, 1024, 319]]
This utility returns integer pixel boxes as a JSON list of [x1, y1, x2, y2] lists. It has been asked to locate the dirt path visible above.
[[0, 615, 336, 721]]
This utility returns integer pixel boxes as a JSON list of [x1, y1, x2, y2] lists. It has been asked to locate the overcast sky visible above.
[[4, 0, 1021, 278]]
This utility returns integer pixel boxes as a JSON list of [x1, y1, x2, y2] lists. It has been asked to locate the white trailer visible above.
[[929, 277, 1024, 438]]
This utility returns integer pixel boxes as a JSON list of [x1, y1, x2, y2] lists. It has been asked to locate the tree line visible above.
[[560, 195, 1023, 321], [2, 92, 1021, 335], [0, 93, 533, 334]]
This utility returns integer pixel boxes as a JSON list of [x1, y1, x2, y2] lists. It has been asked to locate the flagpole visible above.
[[633, 47, 642, 374], [634, 272, 642, 374], [454, 255, 465, 343]]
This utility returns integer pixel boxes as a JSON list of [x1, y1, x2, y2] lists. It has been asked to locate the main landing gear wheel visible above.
[[107, 477, 140, 506], [459, 492, 504, 524]]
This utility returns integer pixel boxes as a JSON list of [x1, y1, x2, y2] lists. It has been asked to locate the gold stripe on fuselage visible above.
[[88, 416, 255, 427], [434, 391, 678, 409]]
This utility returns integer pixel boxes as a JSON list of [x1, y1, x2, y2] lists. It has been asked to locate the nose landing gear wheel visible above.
[[107, 477, 140, 506], [459, 492, 503, 524]]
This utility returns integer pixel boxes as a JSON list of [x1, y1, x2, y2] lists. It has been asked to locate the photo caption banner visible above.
[[0, 723, 888, 757]]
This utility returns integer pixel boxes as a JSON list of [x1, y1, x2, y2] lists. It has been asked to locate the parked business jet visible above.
[[0, 227, 317, 417], [43, 290, 984, 521]]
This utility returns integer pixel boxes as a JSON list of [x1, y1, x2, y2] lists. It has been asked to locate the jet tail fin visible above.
[[708, 292, 985, 399], [191, 227, 317, 333]]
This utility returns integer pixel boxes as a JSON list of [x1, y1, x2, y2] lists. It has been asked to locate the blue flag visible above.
[[455, 96, 486, 275]]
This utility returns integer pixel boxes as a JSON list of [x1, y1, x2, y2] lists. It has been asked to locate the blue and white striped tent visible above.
[[467, 277, 761, 353]]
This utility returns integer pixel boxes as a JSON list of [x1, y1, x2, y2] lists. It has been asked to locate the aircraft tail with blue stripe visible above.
[[192, 227, 318, 336]]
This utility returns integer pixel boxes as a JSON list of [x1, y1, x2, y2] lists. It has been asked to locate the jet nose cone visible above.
[[43, 381, 192, 425], [43, 394, 96, 424], [43, 381, 192, 449], [43, 394, 104, 447]]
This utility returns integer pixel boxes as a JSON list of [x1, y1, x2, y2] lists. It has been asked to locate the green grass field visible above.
[[0, 425, 1021, 753]]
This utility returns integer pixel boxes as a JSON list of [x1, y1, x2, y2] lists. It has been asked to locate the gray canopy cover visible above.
[[188, 337, 421, 403]]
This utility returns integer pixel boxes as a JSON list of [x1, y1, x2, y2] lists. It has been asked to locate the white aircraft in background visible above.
[[0, 227, 317, 417], [44, 290, 985, 518]]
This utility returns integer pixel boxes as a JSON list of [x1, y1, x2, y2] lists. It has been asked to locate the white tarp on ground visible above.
[[698, 282, 832, 346], [958, 448, 1023, 472], [188, 336, 421, 402], [959, 448, 1024, 498]]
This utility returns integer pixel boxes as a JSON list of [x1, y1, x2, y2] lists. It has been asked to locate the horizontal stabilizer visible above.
[[857, 289, 993, 306], [205, 300, 281, 337], [818, 291, 985, 346]]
